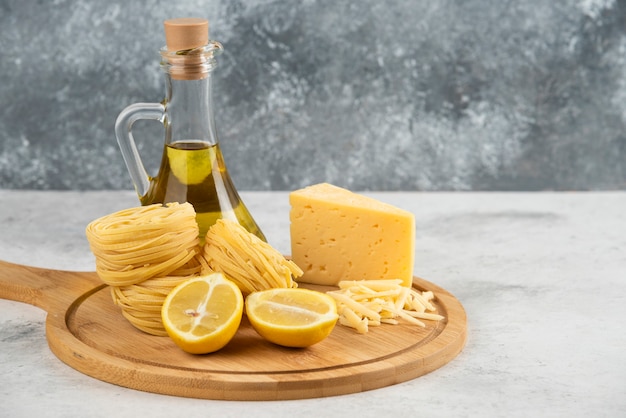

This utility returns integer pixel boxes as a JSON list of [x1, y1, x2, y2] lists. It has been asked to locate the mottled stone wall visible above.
[[1, 0, 625, 191]]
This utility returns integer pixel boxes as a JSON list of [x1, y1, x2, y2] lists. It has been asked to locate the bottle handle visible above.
[[115, 103, 165, 197]]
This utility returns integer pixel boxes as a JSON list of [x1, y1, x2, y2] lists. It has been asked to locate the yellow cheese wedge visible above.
[[289, 183, 415, 287]]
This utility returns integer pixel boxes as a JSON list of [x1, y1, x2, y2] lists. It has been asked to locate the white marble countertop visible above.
[[1, 189, 624, 417]]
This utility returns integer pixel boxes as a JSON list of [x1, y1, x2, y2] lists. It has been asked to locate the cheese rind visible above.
[[289, 183, 415, 287]]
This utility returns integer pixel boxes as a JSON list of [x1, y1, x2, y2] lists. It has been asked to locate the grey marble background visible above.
[[1, 0, 625, 191]]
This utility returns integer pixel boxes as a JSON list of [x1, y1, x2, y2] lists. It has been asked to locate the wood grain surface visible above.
[[0, 259, 467, 400]]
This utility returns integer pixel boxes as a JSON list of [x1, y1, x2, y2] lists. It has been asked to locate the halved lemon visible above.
[[245, 288, 339, 348], [161, 272, 243, 354]]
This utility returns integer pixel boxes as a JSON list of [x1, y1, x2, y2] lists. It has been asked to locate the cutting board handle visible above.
[[0, 259, 102, 314]]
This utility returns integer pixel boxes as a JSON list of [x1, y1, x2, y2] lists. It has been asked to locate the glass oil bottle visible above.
[[115, 18, 265, 242]]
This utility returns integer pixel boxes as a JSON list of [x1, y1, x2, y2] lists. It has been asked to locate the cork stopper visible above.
[[164, 18, 209, 51]]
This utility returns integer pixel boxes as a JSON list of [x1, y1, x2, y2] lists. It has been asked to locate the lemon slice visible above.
[[166, 142, 213, 185], [161, 272, 243, 354], [245, 288, 339, 348]]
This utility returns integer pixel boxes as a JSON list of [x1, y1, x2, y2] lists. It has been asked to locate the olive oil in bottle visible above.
[[141, 140, 265, 241]]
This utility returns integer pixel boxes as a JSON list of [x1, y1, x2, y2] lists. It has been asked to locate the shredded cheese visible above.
[[327, 279, 445, 334]]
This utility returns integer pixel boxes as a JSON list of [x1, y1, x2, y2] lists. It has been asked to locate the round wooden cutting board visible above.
[[0, 259, 467, 401]]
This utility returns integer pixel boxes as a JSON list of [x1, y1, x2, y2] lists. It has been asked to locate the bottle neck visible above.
[[163, 74, 219, 145], [160, 42, 223, 146]]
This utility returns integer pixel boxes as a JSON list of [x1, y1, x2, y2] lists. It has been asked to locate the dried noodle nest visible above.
[[85, 203, 202, 336]]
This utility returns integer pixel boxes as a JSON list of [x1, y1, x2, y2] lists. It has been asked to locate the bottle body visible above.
[[141, 140, 264, 241]]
